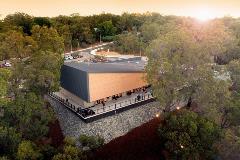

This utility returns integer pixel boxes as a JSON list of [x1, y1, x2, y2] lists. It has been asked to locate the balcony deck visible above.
[[49, 90, 155, 122]]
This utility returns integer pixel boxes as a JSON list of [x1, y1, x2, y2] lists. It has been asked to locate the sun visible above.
[[192, 8, 215, 22]]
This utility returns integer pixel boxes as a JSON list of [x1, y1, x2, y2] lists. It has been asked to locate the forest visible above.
[[0, 12, 240, 159]]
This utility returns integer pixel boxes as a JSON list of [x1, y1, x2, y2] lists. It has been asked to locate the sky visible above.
[[1, 0, 240, 19]]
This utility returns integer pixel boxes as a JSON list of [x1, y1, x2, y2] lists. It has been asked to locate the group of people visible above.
[[65, 98, 96, 117], [79, 86, 153, 117], [96, 99, 106, 106], [78, 108, 95, 117], [112, 94, 122, 100]]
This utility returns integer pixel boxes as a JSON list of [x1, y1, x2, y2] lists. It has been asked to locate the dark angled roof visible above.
[[64, 59, 146, 73]]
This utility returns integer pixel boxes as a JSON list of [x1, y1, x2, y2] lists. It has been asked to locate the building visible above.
[[60, 56, 149, 107]]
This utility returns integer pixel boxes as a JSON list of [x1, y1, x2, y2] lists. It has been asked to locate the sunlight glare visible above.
[[192, 8, 215, 22]]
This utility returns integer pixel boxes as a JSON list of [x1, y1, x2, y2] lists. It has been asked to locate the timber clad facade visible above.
[[88, 73, 147, 102]]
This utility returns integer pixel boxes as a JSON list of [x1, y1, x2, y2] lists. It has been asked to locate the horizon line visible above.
[[1, 11, 239, 20]]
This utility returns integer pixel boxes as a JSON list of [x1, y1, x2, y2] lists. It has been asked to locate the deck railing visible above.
[[49, 91, 154, 121]]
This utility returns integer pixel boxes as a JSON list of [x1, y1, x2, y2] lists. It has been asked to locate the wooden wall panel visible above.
[[88, 73, 148, 102]]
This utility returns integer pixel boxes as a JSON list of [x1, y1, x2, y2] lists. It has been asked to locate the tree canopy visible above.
[[158, 109, 220, 159]]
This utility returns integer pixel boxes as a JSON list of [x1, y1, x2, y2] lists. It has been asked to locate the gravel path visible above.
[[46, 96, 161, 143]]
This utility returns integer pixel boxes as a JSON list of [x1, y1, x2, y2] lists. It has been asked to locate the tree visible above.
[[0, 68, 12, 105], [52, 137, 86, 160], [31, 25, 64, 54], [146, 25, 232, 114], [61, 146, 80, 160], [217, 93, 240, 130], [38, 144, 58, 160], [0, 20, 9, 33], [97, 20, 117, 37], [0, 31, 37, 59], [228, 60, 240, 92], [2, 26, 65, 96], [158, 109, 221, 159], [217, 127, 240, 160], [140, 22, 161, 43], [117, 13, 145, 32], [114, 33, 142, 55], [51, 15, 74, 50], [4, 93, 54, 140], [8, 59, 27, 96], [56, 25, 72, 52], [23, 51, 63, 95], [214, 35, 240, 64], [4, 12, 33, 35], [0, 78, 7, 103], [33, 17, 52, 27], [17, 141, 42, 160], [0, 126, 21, 157], [70, 18, 94, 46], [0, 76, 7, 95], [0, 31, 25, 59]]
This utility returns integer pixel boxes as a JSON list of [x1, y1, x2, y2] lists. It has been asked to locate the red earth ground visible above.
[[93, 118, 168, 160], [47, 119, 65, 147]]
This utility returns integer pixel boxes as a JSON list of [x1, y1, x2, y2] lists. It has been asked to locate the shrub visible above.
[[79, 135, 104, 150]]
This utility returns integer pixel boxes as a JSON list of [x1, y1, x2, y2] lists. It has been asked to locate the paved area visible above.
[[64, 42, 114, 63], [54, 88, 85, 109], [46, 96, 161, 143], [65, 42, 113, 55]]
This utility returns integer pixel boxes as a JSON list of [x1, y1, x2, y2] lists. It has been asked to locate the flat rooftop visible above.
[[64, 57, 147, 73]]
